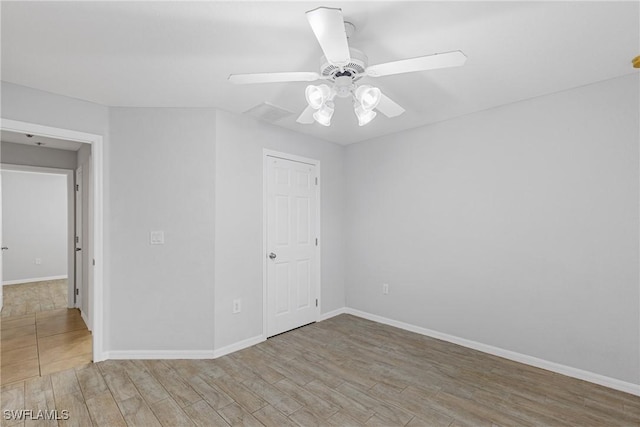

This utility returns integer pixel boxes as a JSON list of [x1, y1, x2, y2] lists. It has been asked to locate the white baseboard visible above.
[[105, 350, 216, 360], [103, 334, 275, 361], [80, 309, 91, 332], [210, 309, 345, 359], [319, 307, 347, 321], [97, 306, 639, 396], [345, 308, 640, 397], [200, 311, 346, 360], [213, 334, 265, 358], [3, 275, 68, 286]]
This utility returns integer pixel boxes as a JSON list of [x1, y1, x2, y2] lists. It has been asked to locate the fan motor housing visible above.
[[320, 48, 368, 82]]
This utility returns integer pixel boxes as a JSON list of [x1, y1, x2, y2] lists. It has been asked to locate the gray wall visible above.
[[2, 78, 637, 388], [1, 142, 77, 170], [2, 170, 68, 282], [344, 74, 640, 384], [1, 82, 110, 136], [1, 81, 111, 344], [108, 107, 216, 351], [214, 110, 345, 350], [0, 82, 345, 355]]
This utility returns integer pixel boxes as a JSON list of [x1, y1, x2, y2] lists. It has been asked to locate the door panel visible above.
[[276, 196, 289, 245], [267, 156, 318, 337], [296, 197, 310, 244], [297, 260, 311, 309]]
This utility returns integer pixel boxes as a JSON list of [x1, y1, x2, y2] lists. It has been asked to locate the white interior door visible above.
[[266, 156, 318, 337], [74, 167, 82, 309]]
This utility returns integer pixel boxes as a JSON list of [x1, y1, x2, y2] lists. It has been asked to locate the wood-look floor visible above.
[[1, 308, 92, 385], [1, 314, 638, 426]]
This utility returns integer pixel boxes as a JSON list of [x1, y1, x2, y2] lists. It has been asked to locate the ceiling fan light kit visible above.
[[313, 101, 335, 126], [229, 6, 467, 127], [305, 84, 332, 109], [303, 81, 382, 127], [355, 85, 381, 110], [354, 104, 377, 127]]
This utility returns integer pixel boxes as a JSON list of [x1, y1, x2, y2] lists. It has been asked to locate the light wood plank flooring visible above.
[[1, 308, 92, 385], [1, 314, 638, 426], [1, 280, 68, 317]]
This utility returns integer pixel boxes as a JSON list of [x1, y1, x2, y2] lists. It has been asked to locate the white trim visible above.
[[211, 310, 344, 359], [1, 118, 105, 362], [0, 166, 71, 176], [106, 350, 216, 360], [0, 170, 2, 311], [345, 308, 640, 397], [213, 334, 265, 359], [319, 307, 347, 321], [262, 152, 268, 343], [74, 165, 83, 310], [262, 149, 322, 339], [3, 275, 68, 286], [80, 309, 91, 332], [263, 151, 319, 166]]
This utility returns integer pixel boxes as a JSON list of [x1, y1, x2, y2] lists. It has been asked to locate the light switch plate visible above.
[[150, 231, 165, 245]]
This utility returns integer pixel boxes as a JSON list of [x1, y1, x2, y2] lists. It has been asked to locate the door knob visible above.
[[76, 248, 82, 252], [1, 247, 8, 250], [269, 252, 277, 259]]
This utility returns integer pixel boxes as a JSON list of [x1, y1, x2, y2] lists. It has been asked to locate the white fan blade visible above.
[[366, 50, 467, 77], [296, 105, 316, 124], [229, 72, 320, 84], [376, 93, 405, 118], [306, 7, 351, 67]]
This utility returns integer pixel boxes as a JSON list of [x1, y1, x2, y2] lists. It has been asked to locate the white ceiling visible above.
[[2, 1, 638, 145], [1, 130, 84, 151]]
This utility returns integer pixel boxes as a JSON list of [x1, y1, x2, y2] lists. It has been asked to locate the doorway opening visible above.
[[0, 119, 104, 376], [1, 165, 73, 308], [0, 137, 93, 383]]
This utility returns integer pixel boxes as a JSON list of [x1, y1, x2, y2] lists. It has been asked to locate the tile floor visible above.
[[1, 279, 69, 317], [1, 280, 92, 386]]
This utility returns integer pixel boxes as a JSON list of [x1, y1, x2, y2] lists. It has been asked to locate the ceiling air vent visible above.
[[244, 102, 294, 123]]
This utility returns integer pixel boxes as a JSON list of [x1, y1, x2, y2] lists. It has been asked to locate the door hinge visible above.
[[75, 289, 79, 296], [315, 299, 318, 307], [92, 259, 95, 266], [315, 238, 318, 246], [76, 184, 79, 191], [315, 177, 318, 185]]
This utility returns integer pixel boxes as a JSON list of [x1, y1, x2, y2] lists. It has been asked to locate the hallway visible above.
[[1, 279, 68, 317], [1, 280, 92, 385]]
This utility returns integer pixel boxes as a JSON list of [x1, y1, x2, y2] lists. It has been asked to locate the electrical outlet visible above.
[[35, 258, 42, 265], [233, 299, 241, 314], [382, 283, 389, 295]]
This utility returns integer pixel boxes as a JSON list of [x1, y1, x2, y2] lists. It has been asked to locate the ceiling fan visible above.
[[229, 7, 467, 127]]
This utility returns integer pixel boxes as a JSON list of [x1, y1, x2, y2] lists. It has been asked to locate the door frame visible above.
[[74, 166, 83, 310], [0, 164, 75, 307], [0, 118, 105, 362], [262, 149, 321, 339]]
